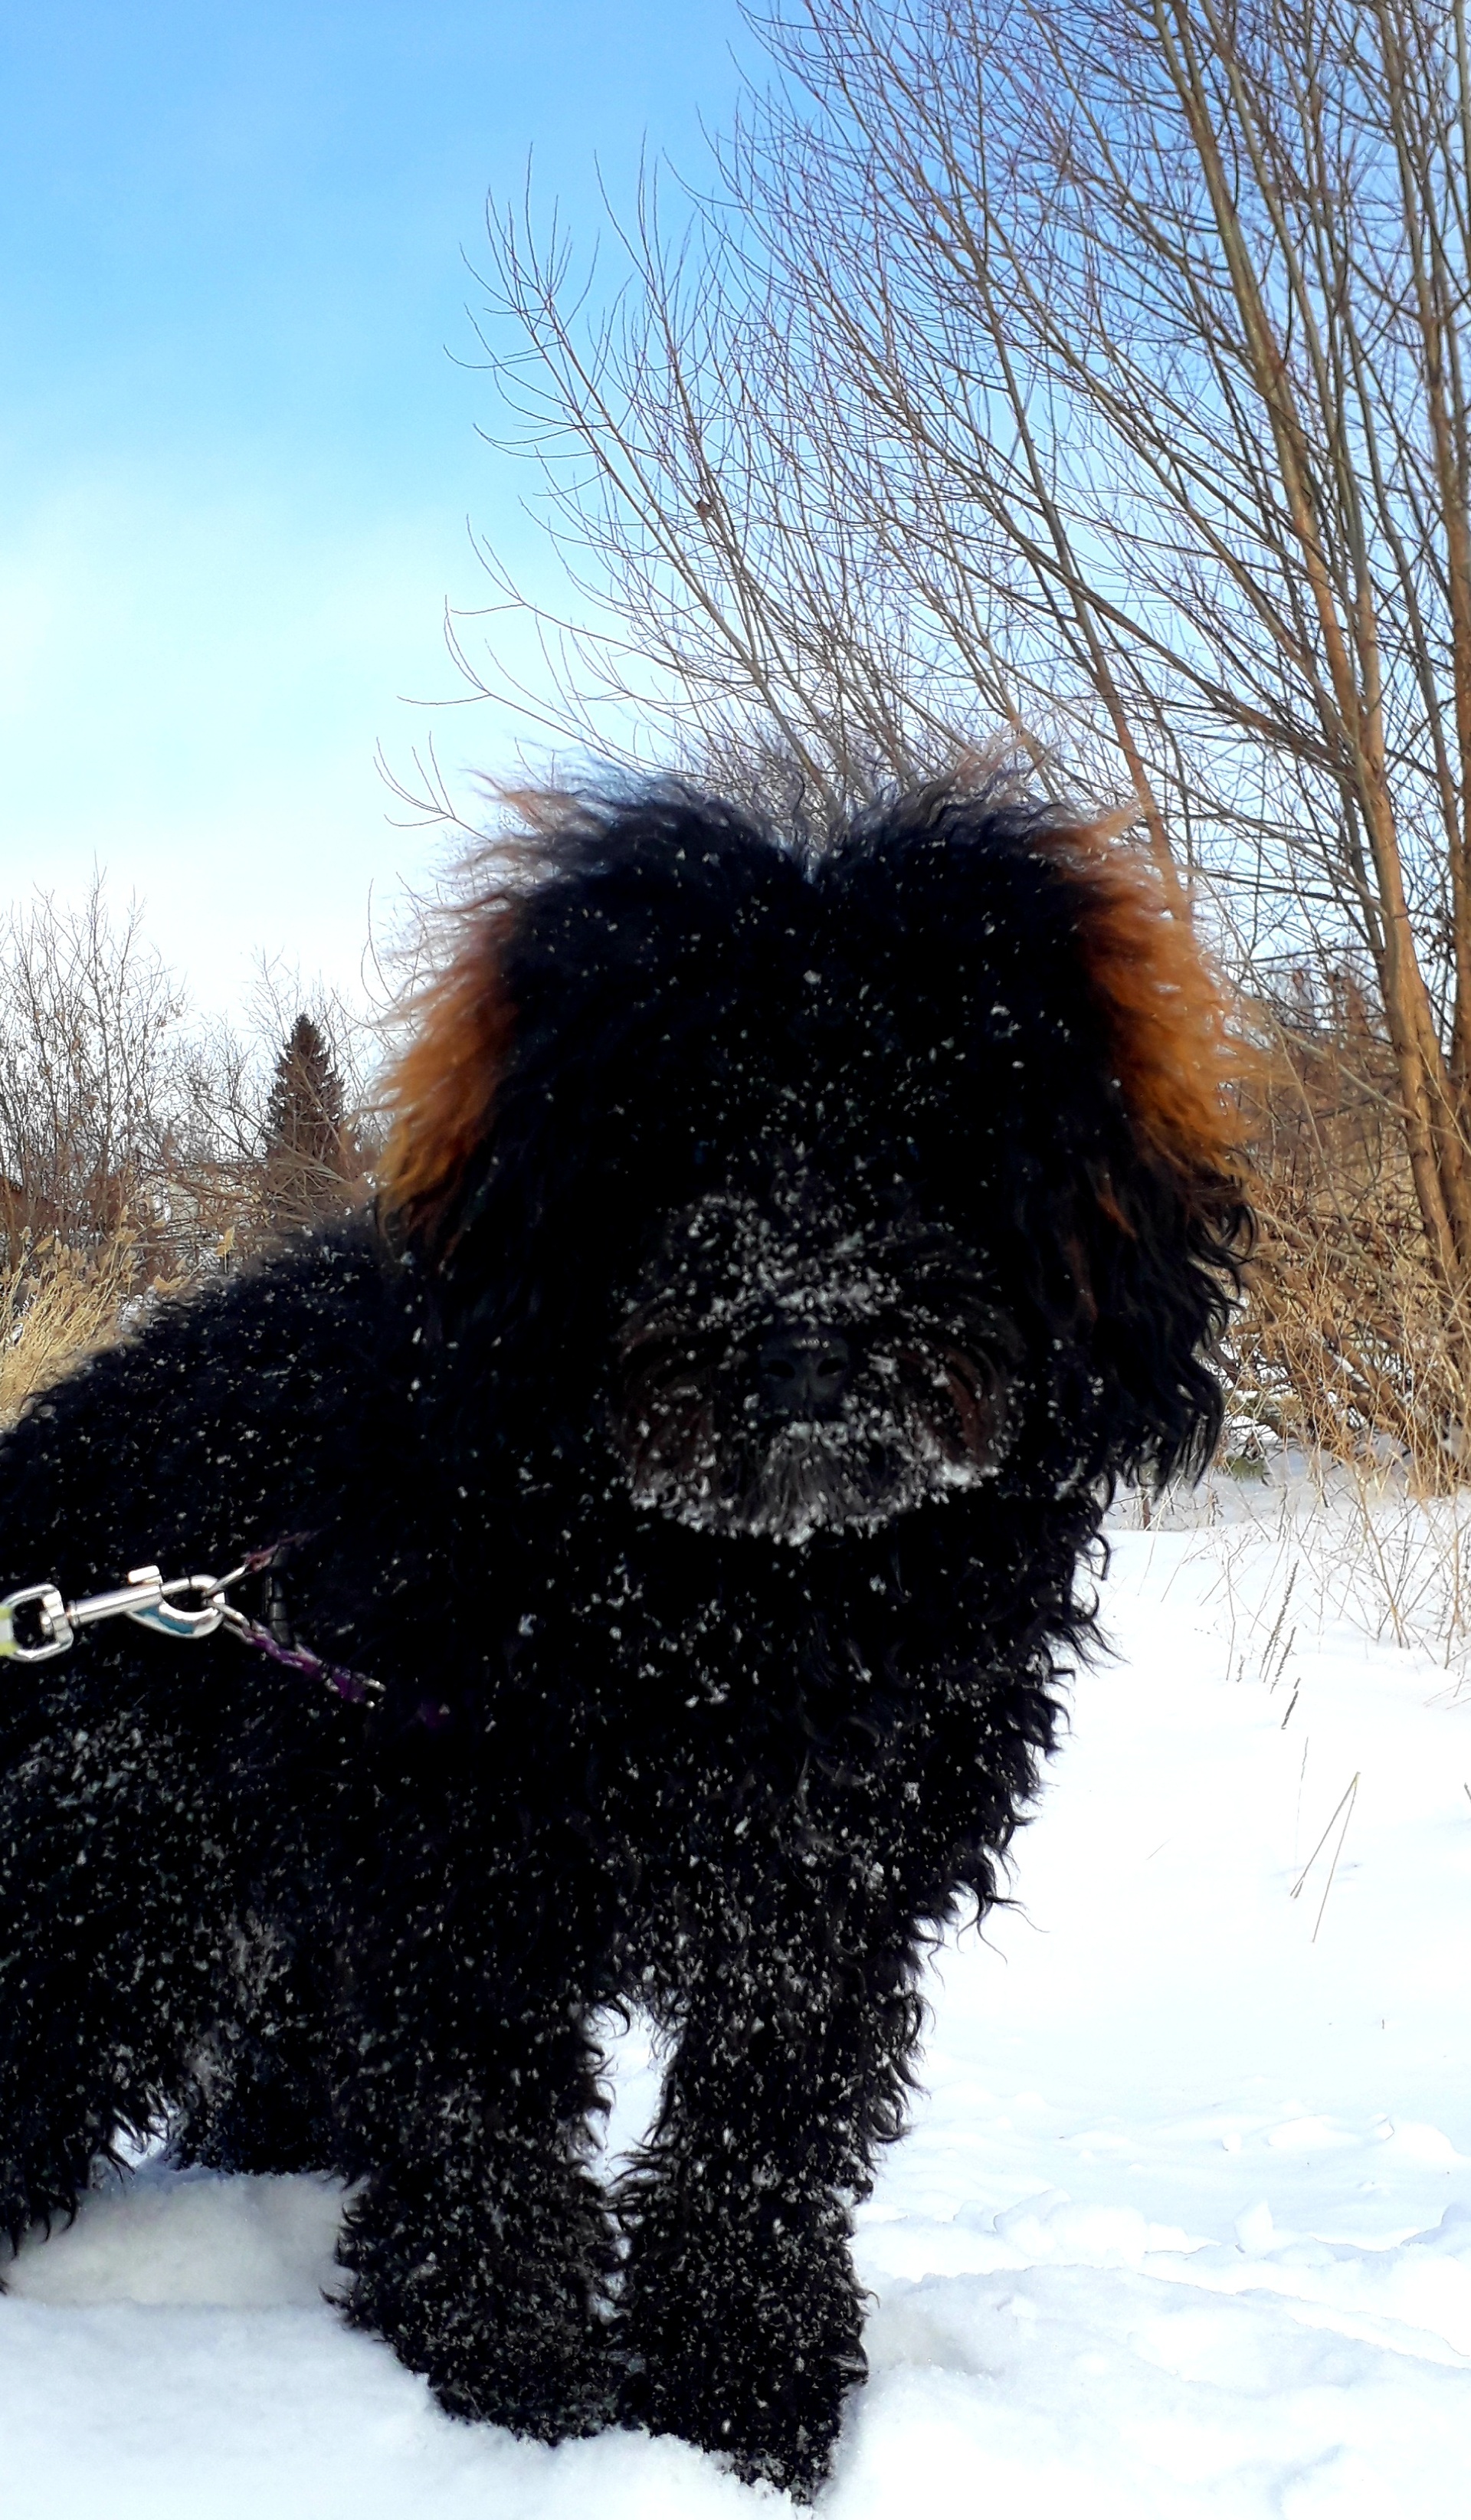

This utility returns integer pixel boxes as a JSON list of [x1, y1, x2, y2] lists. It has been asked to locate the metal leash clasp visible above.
[[103, 1565, 231, 1643], [0, 1562, 243, 1662]]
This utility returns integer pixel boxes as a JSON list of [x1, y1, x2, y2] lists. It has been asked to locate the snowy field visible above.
[[3, 1484, 1469, 2517]]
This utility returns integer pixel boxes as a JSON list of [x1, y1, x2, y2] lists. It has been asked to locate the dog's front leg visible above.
[[334, 1988, 621, 2440], [0, 1679, 243, 2251], [616, 1899, 922, 2498]]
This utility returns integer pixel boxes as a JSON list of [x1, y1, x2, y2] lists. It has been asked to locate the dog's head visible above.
[[380, 782, 1250, 1542], [611, 1174, 1021, 1542]]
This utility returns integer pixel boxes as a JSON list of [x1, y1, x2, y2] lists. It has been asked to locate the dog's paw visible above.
[[349, 2265, 619, 2441], [338, 2166, 621, 2444], [618, 2299, 864, 2499], [431, 2345, 619, 2443]]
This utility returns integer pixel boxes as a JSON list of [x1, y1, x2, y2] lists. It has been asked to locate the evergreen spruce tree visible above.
[[263, 1014, 354, 1230]]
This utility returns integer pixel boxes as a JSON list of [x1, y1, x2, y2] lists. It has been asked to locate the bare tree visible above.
[[0, 884, 380, 1283], [0, 877, 195, 1259], [459, 0, 1471, 1319]]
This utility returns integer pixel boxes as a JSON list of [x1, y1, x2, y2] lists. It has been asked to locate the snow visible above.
[[4, 1495, 1470, 2515]]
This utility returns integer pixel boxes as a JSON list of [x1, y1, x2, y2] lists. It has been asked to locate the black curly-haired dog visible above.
[[0, 783, 1247, 2495]]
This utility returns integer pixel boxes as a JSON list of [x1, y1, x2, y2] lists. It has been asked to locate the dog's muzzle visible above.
[[611, 1195, 1018, 1545]]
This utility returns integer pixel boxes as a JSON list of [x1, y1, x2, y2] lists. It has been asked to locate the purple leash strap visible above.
[[225, 1614, 381, 1706], [228, 1539, 382, 1704]]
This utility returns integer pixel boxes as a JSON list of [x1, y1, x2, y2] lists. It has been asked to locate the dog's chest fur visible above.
[[301, 1443, 1080, 1994]]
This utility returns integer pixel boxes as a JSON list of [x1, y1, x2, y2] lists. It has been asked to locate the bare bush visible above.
[[0, 877, 201, 1265], [1231, 983, 1471, 1478]]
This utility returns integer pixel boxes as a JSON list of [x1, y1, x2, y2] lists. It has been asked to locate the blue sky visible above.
[[0, 2, 748, 1003]]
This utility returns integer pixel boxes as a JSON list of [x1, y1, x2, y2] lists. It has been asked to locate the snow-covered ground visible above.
[[3, 1486, 1469, 2517]]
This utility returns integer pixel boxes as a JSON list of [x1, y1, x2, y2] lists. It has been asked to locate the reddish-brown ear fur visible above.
[[378, 905, 519, 1244], [1036, 820, 1250, 1195], [376, 811, 1246, 1252]]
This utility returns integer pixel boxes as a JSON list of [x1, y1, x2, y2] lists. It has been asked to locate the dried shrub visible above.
[[0, 1240, 136, 1426], [1230, 973, 1471, 1487]]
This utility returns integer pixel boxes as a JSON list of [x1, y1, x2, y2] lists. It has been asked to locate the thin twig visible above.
[[1290, 1770, 1361, 1942]]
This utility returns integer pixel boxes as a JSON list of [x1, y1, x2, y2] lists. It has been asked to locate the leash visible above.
[[0, 1541, 382, 1706]]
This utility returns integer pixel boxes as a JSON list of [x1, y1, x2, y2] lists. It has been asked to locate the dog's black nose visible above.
[[757, 1324, 852, 1417]]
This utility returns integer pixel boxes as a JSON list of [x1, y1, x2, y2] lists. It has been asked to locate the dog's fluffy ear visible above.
[[378, 903, 519, 1254], [1037, 818, 1248, 1201], [1036, 818, 1254, 1482]]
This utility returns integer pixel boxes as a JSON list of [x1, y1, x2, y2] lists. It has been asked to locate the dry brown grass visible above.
[[0, 1240, 138, 1427], [1227, 993, 1471, 1488]]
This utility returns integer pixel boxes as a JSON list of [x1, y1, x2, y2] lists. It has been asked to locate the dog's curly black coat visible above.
[[0, 784, 1248, 2495]]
